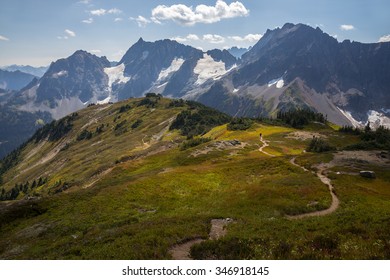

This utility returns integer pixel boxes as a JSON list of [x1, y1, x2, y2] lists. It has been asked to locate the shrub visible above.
[[190, 238, 254, 260], [131, 119, 143, 129], [180, 137, 211, 150]]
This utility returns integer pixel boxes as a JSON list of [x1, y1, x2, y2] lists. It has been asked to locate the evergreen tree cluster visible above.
[[339, 125, 361, 135], [0, 148, 22, 184], [76, 129, 93, 141], [343, 125, 390, 150], [170, 103, 231, 138], [118, 104, 131, 113], [137, 93, 162, 108], [227, 118, 253, 131], [168, 99, 186, 108], [277, 109, 326, 128], [131, 119, 143, 129], [114, 120, 128, 136], [0, 177, 47, 201], [32, 113, 78, 142], [307, 137, 336, 153]]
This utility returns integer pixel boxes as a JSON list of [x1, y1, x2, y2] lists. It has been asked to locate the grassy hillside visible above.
[[0, 97, 389, 260]]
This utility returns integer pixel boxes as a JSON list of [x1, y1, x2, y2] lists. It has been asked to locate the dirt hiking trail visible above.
[[258, 135, 274, 157], [169, 218, 232, 260], [287, 158, 339, 219]]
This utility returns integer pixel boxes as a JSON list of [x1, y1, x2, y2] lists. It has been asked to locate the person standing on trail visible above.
[[259, 133, 262, 140]]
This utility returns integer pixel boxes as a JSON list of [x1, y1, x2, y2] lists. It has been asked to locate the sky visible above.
[[0, 0, 389, 67]]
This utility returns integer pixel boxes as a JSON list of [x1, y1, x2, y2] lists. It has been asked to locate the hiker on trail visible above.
[[259, 133, 262, 140]]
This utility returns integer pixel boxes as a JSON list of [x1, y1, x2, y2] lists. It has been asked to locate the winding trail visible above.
[[169, 218, 232, 260], [258, 136, 275, 157], [287, 158, 340, 219]]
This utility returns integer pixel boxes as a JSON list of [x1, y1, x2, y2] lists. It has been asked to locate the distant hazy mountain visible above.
[[0, 69, 37, 91], [226, 47, 251, 58], [0, 104, 51, 159], [2, 65, 48, 77]]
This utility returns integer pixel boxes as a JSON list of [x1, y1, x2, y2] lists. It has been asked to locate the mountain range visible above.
[[1, 23, 390, 158], [1, 65, 48, 78], [0, 69, 37, 91]]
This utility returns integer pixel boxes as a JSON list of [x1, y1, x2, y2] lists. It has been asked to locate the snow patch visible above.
[[104, 64, 130, 89], [367, 110, 390, 129], [337, 107, 363, 128], [233, 88, 239, 93], [97, 96, 112, 105], [381, 108, 390, 114], [157, 82, 168, 88], [18, 96, 85, 120], [157, 58, 185, 82], [142, 51, 149, 60], [52, 70, 68, 78], [193, 54, 227, 85], [268, 76, 284, 88]]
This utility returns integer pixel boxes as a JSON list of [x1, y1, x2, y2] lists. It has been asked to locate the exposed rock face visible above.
[[199, 23, 390, 127], [360, 171, 376, 179]]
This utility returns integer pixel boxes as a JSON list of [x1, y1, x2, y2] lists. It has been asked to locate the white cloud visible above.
[[203, 34, 225, 44], [89, 49, 102, 54], [78, 0, 92, 4], [187, 34, 200, 41], [378, 34, 390, 43], [91, 9, 106, 16], [91, 8, 122, 16], [171, 34, 200, 43], [130, 16, 151, 27], [171, 36, 188, 43], [151, 0, 249, 26], [229, 33, 262, 43], [340, 24, 355, 31], [65, 29, 76, 37], [108, 8, 122, 14], [114, 17, 123, 22], [57, 29, 75, 40], [82, 18, 94, 24], [0, 35, 10, 41]]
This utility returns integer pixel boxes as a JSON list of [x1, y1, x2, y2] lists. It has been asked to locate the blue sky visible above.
[[0, 0, 389, 66]]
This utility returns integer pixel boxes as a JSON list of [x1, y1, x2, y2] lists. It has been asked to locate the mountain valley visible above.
[[0, 95, 389, 259]]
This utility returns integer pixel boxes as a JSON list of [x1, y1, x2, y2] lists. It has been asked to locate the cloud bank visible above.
[[379, 35, 390, 43], [151, 0, 249, 26]]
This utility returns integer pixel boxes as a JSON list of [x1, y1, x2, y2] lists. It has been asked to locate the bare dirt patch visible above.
[[191, 140, 246, 157], [287, 131, 327, 141]]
